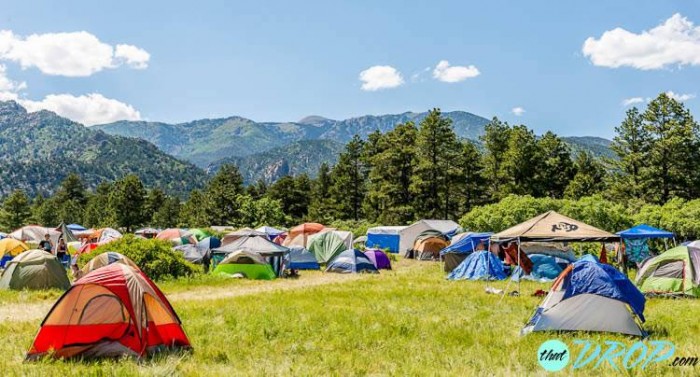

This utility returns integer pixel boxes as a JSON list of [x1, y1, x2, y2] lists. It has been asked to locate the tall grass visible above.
[[0, 260, 697, 376]]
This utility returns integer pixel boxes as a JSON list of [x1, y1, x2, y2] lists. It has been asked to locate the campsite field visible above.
[[0, 259, 698, 376]]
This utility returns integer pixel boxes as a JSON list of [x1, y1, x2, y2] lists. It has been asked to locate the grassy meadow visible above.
[[0, 259, 698, 376]]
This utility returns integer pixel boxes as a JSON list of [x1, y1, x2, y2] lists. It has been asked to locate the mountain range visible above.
[[0, 100, 616, 195], [0, 101, 205, 197], [94, 111, 490, 167], [96, 111, 615, 184]]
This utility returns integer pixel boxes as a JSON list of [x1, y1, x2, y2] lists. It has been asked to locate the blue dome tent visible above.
[[447, 251, 506, 281]]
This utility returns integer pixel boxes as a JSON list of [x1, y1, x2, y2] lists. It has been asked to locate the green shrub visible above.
[[79, 235, 198, 281]]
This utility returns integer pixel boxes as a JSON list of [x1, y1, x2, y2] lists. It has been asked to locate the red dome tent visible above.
[[27, 263, 190, 359]]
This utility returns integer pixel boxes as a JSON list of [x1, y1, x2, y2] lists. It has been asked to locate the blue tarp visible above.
[[67, 224, 87, 231], [447, 250, 506, 280], [287, 247, 320, 270], [326, 249, 378, 274], [366, 233, 400, 253], [564, 259, 646, 322], [440, 232, 492, 255], [512, 254, 568, 282], [617, 224, 674, 239]]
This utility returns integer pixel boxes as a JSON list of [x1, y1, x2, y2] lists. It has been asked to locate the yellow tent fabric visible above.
[[0, 238, 29, 258], [491, 211, 619, 243]]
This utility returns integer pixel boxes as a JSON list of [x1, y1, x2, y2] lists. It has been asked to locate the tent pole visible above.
[[516, 237, 521, 295]]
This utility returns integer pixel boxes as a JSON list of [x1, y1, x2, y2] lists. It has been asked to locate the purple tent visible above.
[[364, 249, 392, 270]]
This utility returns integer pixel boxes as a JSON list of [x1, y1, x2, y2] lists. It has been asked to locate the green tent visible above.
[[213, 250, 276, 280], [0, 250, 70, 290], [189, 228, 211, 242], [308, 232, 349, 264], [636, 246, 700, 297]]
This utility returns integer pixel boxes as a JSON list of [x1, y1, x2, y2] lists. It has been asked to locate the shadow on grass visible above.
[[27, 347, 193, 366]]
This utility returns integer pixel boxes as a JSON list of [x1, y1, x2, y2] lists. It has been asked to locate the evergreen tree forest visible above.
[[3, 93, 700, 238]]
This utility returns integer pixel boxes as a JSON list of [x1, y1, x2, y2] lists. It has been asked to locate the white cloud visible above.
[[665, 90, 695, 102], [0, 64, 25, 93], [114, 44, 150, 69], [622, 97, 644, 106], [20, 93, 141, 125], [511, 107, 525, 116], [582, 13, 700, 70], [359, 65, 404, 91], [432, 60, 480, 83], [0, 30, 150, 76]]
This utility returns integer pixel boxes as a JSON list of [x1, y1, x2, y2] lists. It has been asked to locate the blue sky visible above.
[[1, 1, 699, 138]]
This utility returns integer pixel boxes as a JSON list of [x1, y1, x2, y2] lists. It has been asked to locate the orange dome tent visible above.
[[27, 263, 190, 360], [283, 223, 325, 248]]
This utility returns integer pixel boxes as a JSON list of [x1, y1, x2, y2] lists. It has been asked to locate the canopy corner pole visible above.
[[516, 237, 522, 296]]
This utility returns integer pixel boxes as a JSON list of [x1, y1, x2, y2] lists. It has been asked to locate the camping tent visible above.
[[212, 236, 289, 276], [213, 250, 277, 280], [408, 230, 450, 260], [155, 229, 195, 245], [398, 220, 461, 254], [135, 228, 159, 238], [0, 250, 70, 290], [440, 232, 492, 272], [27, 263, 190, 359], [308, 231, 353, 264], [491, 211, 620, 243], [364, 249, 392, 270], [84, 228, 123, 244], [221, 228, 267, 246], [286, 247, 320, 270], [366, 226, 406, 253], [56, 222, 79, 243], [188, 228, 210, 242], [325, 249, 379, 274], [9, 226, 61, 247], [635, 246, 700, 297], [353, 236, 367, 248], [255, 226, 285, 240], [522, 258, 646, 337], [283, 223, 325, 248], [447, 251, 506, 280], [81, 252, 139, 275], [0, 238, 28, 267]]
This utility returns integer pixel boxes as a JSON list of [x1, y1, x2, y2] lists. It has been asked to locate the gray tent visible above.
[[0, 250, 70, 290]]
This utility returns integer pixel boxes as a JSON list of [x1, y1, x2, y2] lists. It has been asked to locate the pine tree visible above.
[[204, 164, 245, 226], [642, 93, 700, 203], [480, 117, 512, 200], [55, 173, 87, 206], [609, 107, 652, 201], [329, 135, 367, 221], [0, 189, 32, 231], [308, 163, 333, 222], [179, 190, 208, 227], [536, 131, 575, 198], [83, 182, 115, 228], [152, 196, 181, 228], [145, 188, 166, 224], [267, 174, 312, 224], [565, 151, 606, 199], [365, 122, 417, 224], [499, 125, 541, 197], [110, 175, 148, 232], [457, 141, 487, 213], [410, 108, 462, 219]]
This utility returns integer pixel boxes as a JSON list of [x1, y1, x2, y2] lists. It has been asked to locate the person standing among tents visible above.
[[56, 238, 68, 267], [39, 234, 53, 254]]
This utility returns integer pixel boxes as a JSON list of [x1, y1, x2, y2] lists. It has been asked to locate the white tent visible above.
[[398, 220, 461, 254], [9, 226, 61, 248]]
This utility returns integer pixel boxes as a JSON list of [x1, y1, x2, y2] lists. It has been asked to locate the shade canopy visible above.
[[440, 232, 492, 255], [617, 224, 674, 239], [491, 211, 619, 243]]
